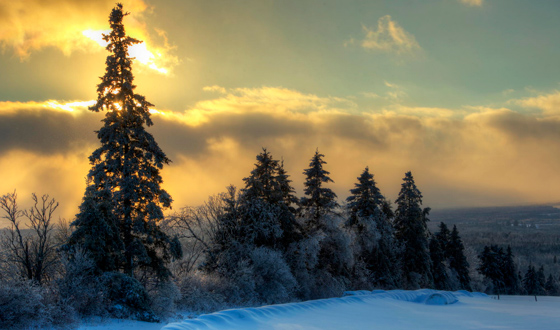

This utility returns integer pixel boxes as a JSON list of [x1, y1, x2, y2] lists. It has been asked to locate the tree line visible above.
[[477, 244, 559, 300]]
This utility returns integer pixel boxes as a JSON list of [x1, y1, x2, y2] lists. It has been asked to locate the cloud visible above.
[[2, 88, 560, 221], [0, 100, 100, 155], [0, 0, 178, 74], [516, 91, 560, 116], [459, 0, 483, 7], [203, 85, 228, 94], [356, 15, 421, 55], [384, 81, 408, 101]]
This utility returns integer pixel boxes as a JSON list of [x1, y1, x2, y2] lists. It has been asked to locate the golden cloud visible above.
[[358, 15, 421, 55], [2, 88, 560, 222], [516, 91, 560, 117], [0, 0, 177, 74], [0, 99, 94, 115]]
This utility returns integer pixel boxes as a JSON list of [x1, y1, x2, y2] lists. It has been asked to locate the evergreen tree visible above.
[[346, 167, 384, 226], [238, 149, 299, 250], [66, 4, 180, 279], [276, 159, 300, 212], [274, 159, 302, 248], [536, 266, 547, 295], [478, 245, 505, 299], [393, 171, 432, 289], [242, 148, 280, 203], [301, 150, 339, 231], [502, 245, 519, 294], [523, 265, 543, 301], [448, 225, 471, 291], [429, 235, 449, 290], [300, 150, 351, 287], [545, 274, 559, 296], [435, 222, 451, 258], [345, 167, 399, 288]]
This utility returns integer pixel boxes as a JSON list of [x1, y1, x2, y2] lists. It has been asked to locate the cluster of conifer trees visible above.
[[477, 244, 559, 300], [189, 148, 473, 302]]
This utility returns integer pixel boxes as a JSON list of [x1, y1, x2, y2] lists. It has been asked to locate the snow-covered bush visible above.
[[100, 272, 158, 322], [0, 279, 77, 329], [149, 280, 181, 320], [0, 280, 46, 329], [250, 247, 297, 304], [177, 272, 230, 313], [58, 249, 106, 317], [285, 237, 320, 300]]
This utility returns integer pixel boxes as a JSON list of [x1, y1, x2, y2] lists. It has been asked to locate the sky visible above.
[[1, 0, 560, 221]]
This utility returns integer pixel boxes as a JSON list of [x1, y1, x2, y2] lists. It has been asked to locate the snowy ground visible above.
[[78, 290, 560, 330]]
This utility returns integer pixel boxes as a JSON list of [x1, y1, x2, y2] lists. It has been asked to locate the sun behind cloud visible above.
[[0, 0, 177, 74]]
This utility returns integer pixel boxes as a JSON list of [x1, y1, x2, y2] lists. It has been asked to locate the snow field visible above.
[[162, 290, 560, 330]]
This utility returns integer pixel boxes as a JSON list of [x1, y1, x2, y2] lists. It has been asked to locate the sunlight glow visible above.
[[45, 100, 96, 112], [82, 29, 169, 75], [149, 108, 166, 115]]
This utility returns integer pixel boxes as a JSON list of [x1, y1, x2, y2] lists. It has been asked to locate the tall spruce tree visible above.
[[346, 167, 398, 288], [301, 150, 339, 231], [301, 150, 351, 285], [448, 225, 471, 291], [66, 4, 180, 279], [393, 171, 432, 289]]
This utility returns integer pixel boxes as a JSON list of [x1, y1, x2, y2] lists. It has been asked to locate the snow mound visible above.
[[344, 289, 464, 305], [164, 290, 486, 330]]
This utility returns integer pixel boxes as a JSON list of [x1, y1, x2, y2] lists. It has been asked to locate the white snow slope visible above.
[[80, 290, 560, 330]]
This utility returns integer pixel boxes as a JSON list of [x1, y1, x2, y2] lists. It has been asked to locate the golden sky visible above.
[[1, 0, 559, 222]]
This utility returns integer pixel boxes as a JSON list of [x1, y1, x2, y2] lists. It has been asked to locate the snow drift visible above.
[[163, 289, 485, 330]]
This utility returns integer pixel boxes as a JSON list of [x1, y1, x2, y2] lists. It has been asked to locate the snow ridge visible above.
[[164, 290, 487, 330]]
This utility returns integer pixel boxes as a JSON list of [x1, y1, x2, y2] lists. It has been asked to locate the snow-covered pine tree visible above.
[[536, 265, 546, 295], [346, 167, 399, 288], [301, 150, 339, 231], [275, 158, 302, 249], [502, 245, 519, 294], [523, 265, 542, 301], [242, 148, 280, 203], [300, 150, 351, 294], [66, 4, 180, 280], [477, 245, 505, 299], [448, 225, 471, 291], [435, 222, 451, 258], [429, 235, 450, 290], [545, 274, 559, 296], [393, 171, 433, 289], [236, 149, 300, 249], [346, 167, 384, 227], [276, 159, 300, 213]]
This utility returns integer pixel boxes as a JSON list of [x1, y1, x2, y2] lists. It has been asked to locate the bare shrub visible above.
[[0, 192, 60, 285], [166, 193, 228, 277]]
